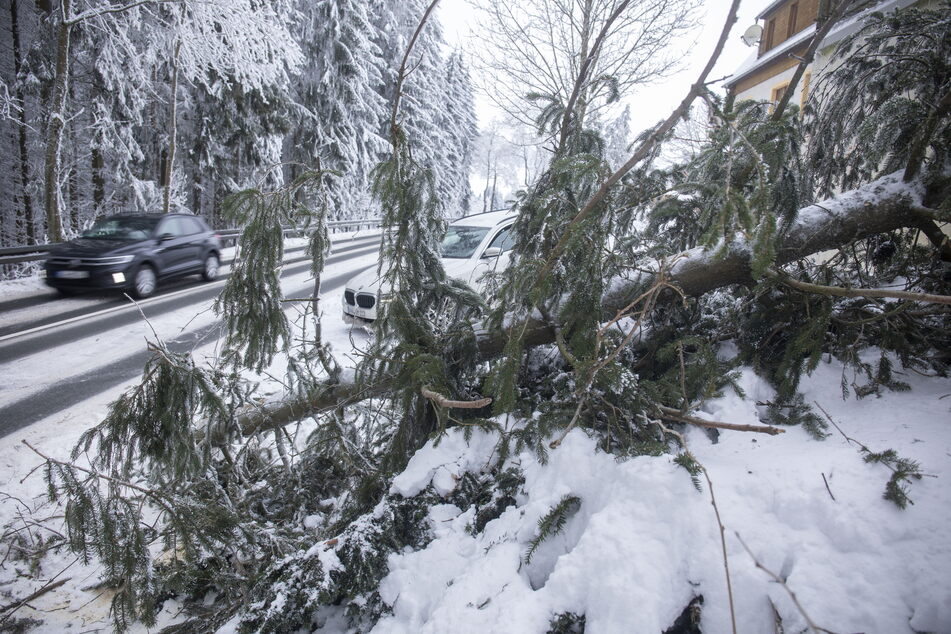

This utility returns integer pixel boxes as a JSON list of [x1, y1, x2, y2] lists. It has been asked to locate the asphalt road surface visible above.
[[0, 234, 380, 437]]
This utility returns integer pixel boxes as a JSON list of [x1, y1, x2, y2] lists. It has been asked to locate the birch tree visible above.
[[474, 0, 699, 140]]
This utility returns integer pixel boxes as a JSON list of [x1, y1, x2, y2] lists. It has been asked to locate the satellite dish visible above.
[[741, 24, 763, 47]]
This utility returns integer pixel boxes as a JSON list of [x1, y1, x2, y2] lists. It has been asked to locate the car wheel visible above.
[[132, 265, 157, 299], [201, 253, 219, 281]]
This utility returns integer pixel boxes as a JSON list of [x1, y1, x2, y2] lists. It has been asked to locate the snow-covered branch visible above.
[[65, 0, 181, 26]]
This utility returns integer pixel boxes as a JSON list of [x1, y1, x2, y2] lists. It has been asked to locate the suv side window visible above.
[[158, 217, 186, 237], [180, 217, 204, 235], [487, 225, 515, 252]]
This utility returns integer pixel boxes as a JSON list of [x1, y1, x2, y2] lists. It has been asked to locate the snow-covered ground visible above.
[[0, 231, 949, 633], [0, 231, 380, 630], [367, 360, 951, 634]]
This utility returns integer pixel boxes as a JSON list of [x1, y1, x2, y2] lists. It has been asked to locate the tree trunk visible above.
[[67, 78, 79, 233], [43, 0, 71, 243], [231, 171, 931, 438], [10, 0, 36, 244], [92, 145, 105, 212], [163, 41, 181, 214]]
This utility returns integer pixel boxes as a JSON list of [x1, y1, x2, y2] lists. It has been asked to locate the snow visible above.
[[391, 429, 499, 498], [792, 170, 924, 234], [0, 233, 378, 415], [0, 230, 380, 630], [2, 229, 950, 633], [370, 360, 951, 634]]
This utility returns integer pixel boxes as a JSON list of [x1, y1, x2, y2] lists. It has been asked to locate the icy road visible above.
[[0, 231, 382, 436]]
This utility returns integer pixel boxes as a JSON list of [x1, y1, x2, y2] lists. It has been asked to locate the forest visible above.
[[0, 0, 477, 246], [0, 0, 950, 632]]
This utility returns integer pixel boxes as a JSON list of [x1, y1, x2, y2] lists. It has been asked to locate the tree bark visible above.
[[163, 40, 181, 214], [43, 0, 71, 242], [903, 86, 951, 182], [10, 0, 36, 244], [92, 145, 105, 211], [771, 274, 951, 305], [232, 171, 930, 437]]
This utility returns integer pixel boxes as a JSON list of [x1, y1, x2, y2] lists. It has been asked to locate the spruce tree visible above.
[[17, 4, 951, 633], [283, 0, 389, 221], [437, 49, 479, 216]]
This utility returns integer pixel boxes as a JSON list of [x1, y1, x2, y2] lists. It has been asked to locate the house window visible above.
[[788, 3, 799, 38], [770, 82, 790, 112], [764, 18, 776, 51], [800, 72, 812, 110]]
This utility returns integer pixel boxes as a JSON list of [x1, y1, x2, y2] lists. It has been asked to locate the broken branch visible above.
[[420, 386, 492, 410], [656, 405, 785, 436], [236, 171, 933, 437], [771, 271, 951, 306]]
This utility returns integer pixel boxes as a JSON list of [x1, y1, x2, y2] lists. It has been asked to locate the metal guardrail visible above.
[[0, 218, 382, 267]]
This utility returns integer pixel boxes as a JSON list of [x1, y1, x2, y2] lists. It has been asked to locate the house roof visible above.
[[756, 0, 788, 20], [725, 0, 921, 91], [724, 25, 815, 89]]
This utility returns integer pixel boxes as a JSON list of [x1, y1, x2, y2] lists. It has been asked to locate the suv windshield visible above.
[[440, 226, 490, 259], [82, 217, 159, 241]]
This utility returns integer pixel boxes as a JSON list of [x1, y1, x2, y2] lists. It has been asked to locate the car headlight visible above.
[[94, 255, 135, 266]]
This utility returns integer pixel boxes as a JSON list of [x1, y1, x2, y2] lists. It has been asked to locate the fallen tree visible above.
[[233, 170, 944, 437]]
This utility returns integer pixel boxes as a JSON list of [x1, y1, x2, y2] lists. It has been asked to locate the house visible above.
[[725, 0, 926, 107]]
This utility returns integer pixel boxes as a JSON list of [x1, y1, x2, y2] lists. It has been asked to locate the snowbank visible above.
[[371, 362, 951, 634]]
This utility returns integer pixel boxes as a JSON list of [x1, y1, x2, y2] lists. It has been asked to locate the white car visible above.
[[342, 210, 516, 324]]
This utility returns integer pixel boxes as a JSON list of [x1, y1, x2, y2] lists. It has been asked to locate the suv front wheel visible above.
[[201, 253, 219, 281], [132, 264, 157, 299]]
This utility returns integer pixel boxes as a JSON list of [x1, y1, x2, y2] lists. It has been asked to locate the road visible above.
[[0, 233, 381, 437]]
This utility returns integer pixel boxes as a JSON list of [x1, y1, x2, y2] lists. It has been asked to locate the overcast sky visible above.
[[438, 0, 765, 136]]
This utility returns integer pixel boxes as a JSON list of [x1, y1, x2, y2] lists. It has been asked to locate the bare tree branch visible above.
[[736, 531, 836, 634], [655, 405, 786, 436], [770, 271, 951, 306], [390, 0, 442, 136], [534, 0, 742, 289]]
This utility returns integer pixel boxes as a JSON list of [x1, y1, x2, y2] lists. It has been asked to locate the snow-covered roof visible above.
[[451, 209, 516, 228], [756, 0, 789, 20], [726, 0, 922, 90], [725, 24, 816, 89]]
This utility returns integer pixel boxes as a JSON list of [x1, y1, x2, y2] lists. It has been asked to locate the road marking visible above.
[[0, 236, 380, 344]]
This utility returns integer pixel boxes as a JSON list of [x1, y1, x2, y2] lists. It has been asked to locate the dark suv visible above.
[[44, 213, 221, 298]]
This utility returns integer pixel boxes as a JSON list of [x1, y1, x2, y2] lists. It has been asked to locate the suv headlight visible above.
[[94, 255, 135, 266]]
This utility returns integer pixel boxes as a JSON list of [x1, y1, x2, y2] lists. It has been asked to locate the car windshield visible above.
[[440, 226, 490, 259], [82, 217, 158, 241]]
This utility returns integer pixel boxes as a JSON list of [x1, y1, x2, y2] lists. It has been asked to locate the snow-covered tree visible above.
[[371, 0, 456, 213], [0, 0, 302, 244], [435, 49, 478, 216], [19, 1, 951, 632], [603, 103, 631, 170], [282, 0, 388, 221]]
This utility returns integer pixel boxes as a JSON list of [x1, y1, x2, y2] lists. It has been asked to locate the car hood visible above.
[[51, 238, 146, 258], [345, 258, 477, 294]]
